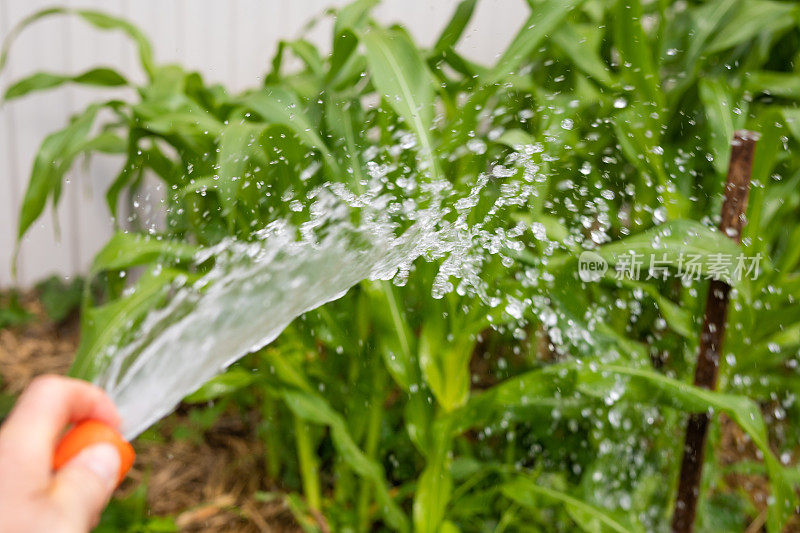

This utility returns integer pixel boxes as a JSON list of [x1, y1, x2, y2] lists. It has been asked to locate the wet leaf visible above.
[[90, 232, 198, 276], [502, 477, 643, 533], [184, 368, 257, 403], [70, 267, 181, 380], [485, 0, 580, 85], [281, 389, 409, 532], [432, 0, 477, 55], [360, 26, 439, 178]]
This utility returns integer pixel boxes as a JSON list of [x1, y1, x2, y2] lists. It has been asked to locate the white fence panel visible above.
[[0, 0, 527, 288]]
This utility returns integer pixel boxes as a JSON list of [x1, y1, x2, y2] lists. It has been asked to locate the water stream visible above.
[[91, 149, 541, 439]]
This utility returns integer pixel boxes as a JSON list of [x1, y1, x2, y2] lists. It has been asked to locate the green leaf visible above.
[[35, 275, 84, 323], [445, 365, 578, 435], [613, 0, 663, 109], [360, 26, 440, 179], [328, 0, 375, 85], [137, 106, 224, 138], [17, 104, 104, 242], [613, 277, 695, 339], [242, 87, 341, 174], [184, 368, 257, 403], [0, 292, 33, 329], [706, 0, 798, 54], [334, 0, 378, 36], [74, 67, 127, 86], [0, 8, 154, 78], [699, 78, 745, 175], [106, 143, 179, 219], [781, 108, 800, 142], [551, 24, 616, 89], [89, 232, 198, 276], [433, 0, 477, 54], [70, 267, 180, 380], [80, 130, 126, 154], [579, 364, 797, 532], [369, 281, 418, 390], [594, 220, 747, 288], [666, 0, 739, 107], [269, 39, 325, 80], [743, 109, 782, 252], [216, 122, 262, 228], [612, 105, 679, 215], [0, 392, 16, 419], [328, 29, 361, 87], [502, 477, 642, 533], [413, 419, 454, 533], [485, 0, 580, 86], [281, 389, 409, 532], [418, 319, 474, 411], [746, 71, 800, 99], [496, 128, 537, 149], [4, 67, 127, 101]]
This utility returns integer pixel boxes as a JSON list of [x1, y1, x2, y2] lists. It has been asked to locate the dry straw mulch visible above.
[[0, 293, 300, 533]]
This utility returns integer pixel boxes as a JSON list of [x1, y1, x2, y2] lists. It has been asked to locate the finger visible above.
[[0, 375, 119, 488], [49, 443, 120, 532]]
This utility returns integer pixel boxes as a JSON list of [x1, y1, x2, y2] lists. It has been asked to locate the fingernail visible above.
[[71, 443, 121, 490]]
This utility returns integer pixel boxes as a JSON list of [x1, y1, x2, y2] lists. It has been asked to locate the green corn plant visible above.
[[4, 0, 800, 531]]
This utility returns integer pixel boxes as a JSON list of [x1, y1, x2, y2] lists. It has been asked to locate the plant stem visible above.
[[262, 395, 281, 480], [295, 417, 322, 512], [382, 281, 412, 361], [357, 368, 386, 531], [672, 130, 758, 533]]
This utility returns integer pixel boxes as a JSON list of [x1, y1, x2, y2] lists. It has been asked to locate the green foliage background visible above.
[[4, 0, 800, 531]]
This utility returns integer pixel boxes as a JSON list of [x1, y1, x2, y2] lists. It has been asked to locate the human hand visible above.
[[0, 375, 122, 533]]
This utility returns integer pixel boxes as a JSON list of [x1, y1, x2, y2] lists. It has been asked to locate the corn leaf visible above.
[[502, 477, 642, 533], [580, 364, 797, 532], [242, 88, 341, 175], [70, 267, 182, 380], [360, 26, 440, 179], [706, 0, 798, 54], [594, 220, 747, 288], [216, 122, 262, 228], [281, 389, 409, 532], [551, 24, 617, 89], [184, 368, 258, 403], [699, 78, 745, 175], [432, 0, 477, 54], [0, 8, 154, 77], [413, 418, 454, 533], [746, 71, 800, 100], [89, 232, 198, 277], [17, 104, 104, 242], [485, 0, 580, 86], [4, 67, 127, 100]]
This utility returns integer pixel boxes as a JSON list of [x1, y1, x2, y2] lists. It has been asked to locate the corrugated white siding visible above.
[[0, 0, 526, 287]]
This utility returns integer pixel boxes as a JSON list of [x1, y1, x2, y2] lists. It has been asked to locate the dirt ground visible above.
[[0, 294, 795, 532], [0, 295, 301, 533]]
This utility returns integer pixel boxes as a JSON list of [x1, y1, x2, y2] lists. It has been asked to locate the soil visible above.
[[0, 293, 796, 532], [0, 294, 301, 533]]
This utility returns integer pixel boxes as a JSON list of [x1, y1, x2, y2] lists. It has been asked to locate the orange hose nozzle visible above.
[[52, 420, 135, 486]]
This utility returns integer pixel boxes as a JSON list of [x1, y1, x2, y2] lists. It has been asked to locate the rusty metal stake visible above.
[[671, 130, 759, 533]]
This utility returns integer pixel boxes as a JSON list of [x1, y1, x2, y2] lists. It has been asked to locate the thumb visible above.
[[51, 443, 120, 531]]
